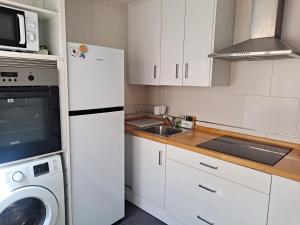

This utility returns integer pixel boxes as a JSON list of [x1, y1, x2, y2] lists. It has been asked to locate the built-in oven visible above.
[[0, 61, 61, 165]]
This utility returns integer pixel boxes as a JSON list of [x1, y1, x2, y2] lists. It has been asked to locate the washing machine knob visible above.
[[12, 171, 25, 182]]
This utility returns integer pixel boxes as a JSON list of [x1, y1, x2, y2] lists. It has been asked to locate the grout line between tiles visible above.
[[294, 99, 300, 137], [240, 94, 246, 128], [268, 59, 275, 96]]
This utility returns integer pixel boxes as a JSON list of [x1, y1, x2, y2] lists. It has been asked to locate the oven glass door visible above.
[[0, 86, 61, 164], [0, 6, 26, 49]]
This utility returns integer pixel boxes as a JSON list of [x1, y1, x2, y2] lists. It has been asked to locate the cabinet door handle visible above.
[[158, 151, 162, 165], [175, 64, 179, 79], [185, 63, 189, 79], [197, 215, 215, 225], [154, 65, 157, 79], [198, 184, 217, 193], [200, 162, 218, 170]]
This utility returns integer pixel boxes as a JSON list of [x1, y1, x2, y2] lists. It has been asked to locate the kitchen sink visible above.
[[140, 125, 187, 137]]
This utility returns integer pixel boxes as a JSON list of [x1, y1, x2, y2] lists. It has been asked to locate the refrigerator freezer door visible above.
[[70, 111, 124, 225], [68, 42, 124, 111]]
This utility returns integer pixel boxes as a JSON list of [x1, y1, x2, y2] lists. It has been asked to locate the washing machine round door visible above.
[[0, 186, 59, 225]]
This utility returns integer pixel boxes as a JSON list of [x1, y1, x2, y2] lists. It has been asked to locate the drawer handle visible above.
[[200, 162, 218, 170], [197, 215, 215, 225], [158, 151, 162, 165], [198, 184, 217, 193]]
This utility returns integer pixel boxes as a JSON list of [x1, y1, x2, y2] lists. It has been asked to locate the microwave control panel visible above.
[[25, 10, 39, 51]]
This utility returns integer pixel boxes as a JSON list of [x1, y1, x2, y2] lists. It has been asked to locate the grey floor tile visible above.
[[113, 201, 166, 225]]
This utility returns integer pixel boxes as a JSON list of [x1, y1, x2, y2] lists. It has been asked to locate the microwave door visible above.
[[0, 6, 26, 49]]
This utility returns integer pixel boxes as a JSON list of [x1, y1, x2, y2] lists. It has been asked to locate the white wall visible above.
[[147, 0, 300, 143], [65, 0, 149, 114]]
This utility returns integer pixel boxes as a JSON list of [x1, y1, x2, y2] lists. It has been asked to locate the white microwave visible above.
[[0, 4, 39, 52]]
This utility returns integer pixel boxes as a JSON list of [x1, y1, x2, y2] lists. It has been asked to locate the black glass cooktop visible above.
[[197, 136, 291, 166]]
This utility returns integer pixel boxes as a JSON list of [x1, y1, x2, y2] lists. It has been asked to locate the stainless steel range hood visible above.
[[208, 0, 300, 61]]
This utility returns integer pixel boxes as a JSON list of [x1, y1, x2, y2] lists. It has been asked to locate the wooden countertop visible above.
[[125, 118, 300, 182]]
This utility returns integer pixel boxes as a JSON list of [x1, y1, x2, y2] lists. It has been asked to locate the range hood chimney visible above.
[[209, 0, 300, 61]]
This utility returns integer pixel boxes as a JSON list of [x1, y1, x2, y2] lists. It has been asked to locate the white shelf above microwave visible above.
[[0, 0, 59, 21]]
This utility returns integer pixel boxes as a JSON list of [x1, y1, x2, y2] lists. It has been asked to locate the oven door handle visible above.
[[17, 14, 26, 45]]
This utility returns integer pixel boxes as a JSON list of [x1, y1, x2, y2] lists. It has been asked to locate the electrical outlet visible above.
[[160, 89, 167, 97]]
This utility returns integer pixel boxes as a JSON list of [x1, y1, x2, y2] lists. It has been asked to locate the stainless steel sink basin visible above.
[[140, 125, 186, 137]]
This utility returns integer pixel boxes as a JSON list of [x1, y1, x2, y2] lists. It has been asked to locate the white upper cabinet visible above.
[[160, 0, 185, 86], [128, 0, 235, 86], [183, 0, 215, 86], [128, 0, 161, 85], [268, 176, 300, 225]]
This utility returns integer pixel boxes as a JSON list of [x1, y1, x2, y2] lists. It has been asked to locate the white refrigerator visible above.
[[67, 42, 124, 225]]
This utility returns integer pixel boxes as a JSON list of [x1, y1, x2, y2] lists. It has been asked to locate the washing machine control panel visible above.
[[1, 156, 62, 188], [33, 162, 49, 177]]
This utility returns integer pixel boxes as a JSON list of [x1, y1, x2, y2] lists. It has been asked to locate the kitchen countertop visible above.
[[125, 118, 300, 182]]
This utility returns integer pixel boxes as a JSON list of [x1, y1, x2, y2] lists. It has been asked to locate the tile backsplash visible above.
[[147, 58, 300, 143]]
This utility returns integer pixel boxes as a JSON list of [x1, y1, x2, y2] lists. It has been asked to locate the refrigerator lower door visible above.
[[70, 110, 124, 225]]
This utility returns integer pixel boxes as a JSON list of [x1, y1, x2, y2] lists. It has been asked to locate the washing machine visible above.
[[0, 155, 65, 225]]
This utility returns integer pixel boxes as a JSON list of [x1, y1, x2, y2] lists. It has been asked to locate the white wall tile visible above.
[[148, 87, 244, 126], [296, 108, 300, 138], [69, 28, 94, 44], [243, 96, 300, 135], [197, 121, 267, 138], [66, 27, 73, 41], [92, 1, 128, 38], [228, 60, 273, 96], [194, 92, 244, 126], [92, 33, 127, 50], [67, 0, 93, 31], [266, 133, 300, 144], [271, 59, 300, 98]]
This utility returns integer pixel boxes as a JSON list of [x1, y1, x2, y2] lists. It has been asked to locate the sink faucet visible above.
[[163, 115, 176, 128]]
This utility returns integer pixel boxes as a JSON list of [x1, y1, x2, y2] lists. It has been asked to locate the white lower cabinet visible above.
[[125, 137, 300, 225], [166, 146, 270, 225], [268, 176, 300, 225], [166, 188, 242, 225], [166, 159, 269, 225], [128, 135, 166, 209]]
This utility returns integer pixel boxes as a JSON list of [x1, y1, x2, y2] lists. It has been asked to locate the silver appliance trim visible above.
[[209, 0, 300, 61], [0, 58, 58, 86]]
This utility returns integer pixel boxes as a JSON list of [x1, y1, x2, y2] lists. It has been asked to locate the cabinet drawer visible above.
[[166, 160, 269, 225], [166, 188, 244, 225], [167, 145, 271, 193]]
